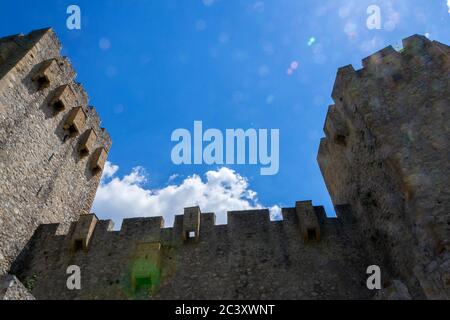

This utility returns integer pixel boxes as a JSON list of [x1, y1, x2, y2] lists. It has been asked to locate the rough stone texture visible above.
[[0, 30, 448, 300], [0, 29, 111, 276], [318, 35, 449, 299], [374, 280, 412, 300], [0, 274, 35, 300], [16, 205, 373, 300]]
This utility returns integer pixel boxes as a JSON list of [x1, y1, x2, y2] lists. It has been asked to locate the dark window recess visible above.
[[392, 73, 403, 82], [307, 228, 317, 241], [67, 124, 78, 137], [73, 239, 83, 251], [334, 134, 347, 146], [52, 100, 65, 112], [36, 76, 50, 90], [91, 165, 102, 175], [79, 146, 89, 158]]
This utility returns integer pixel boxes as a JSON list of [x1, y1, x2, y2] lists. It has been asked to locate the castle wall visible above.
[[16, 204, 373, 300], [317, 35, 450, 299], [0, 29, 111, 275], [1, 29, 448, 300]]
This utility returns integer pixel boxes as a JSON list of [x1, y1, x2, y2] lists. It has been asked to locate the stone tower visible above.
[[0, 28, 111, 275], [318, 35, 449, 299]]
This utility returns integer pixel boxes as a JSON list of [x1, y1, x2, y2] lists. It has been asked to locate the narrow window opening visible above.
[[52, 100, 65, 113], [185, 231, 196, 241], [392, 73, 403, 82], [79, 147, 89, 158], [67, 124, 79, 137], [334, 134, 347, 146], [91, 165, 102, 175], [36, 76, 50, 90], [73, 239, 83, 251], [307, 228, 317, 241]]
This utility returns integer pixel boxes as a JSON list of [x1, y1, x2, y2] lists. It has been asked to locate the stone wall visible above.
[[1, 29, 448, 300], [0, 29, 111, 275], [0, 274, 35, 300], [15, 203, 373, 300], [318, 35, 450, 299]]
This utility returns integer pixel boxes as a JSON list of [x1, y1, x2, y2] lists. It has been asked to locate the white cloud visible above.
[[102, 161, 118, 178], [93, 162, 282, 228], [447, 0, 450, 13]]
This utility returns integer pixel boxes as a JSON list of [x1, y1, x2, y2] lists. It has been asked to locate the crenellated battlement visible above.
[[330, 35, 449, 108], [17, 202, 369, 300], [320, 35, 449, 172], [31, 202, 339, 250], [318, 34, 450, 299]]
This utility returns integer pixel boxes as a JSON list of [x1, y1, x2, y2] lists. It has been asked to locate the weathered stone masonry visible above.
[[15, 204, 372, 300], [318, 35, 449, 299], [0, 29, 111, 275], [0, 29, 448, 300]]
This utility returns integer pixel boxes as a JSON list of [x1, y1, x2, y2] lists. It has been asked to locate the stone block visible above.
[[63, 106, 86, 137], [90, 147, 107, 175], [182, 206, 201, 242], [32, 59, 58, 90], [78, 129, 97, 157], [296, 201, 321, 242], [48, 85, 74, 113], [70, 214, 98, 252]]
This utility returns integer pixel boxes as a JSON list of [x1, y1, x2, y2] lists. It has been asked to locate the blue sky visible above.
[[1, 0, 449, 226]]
